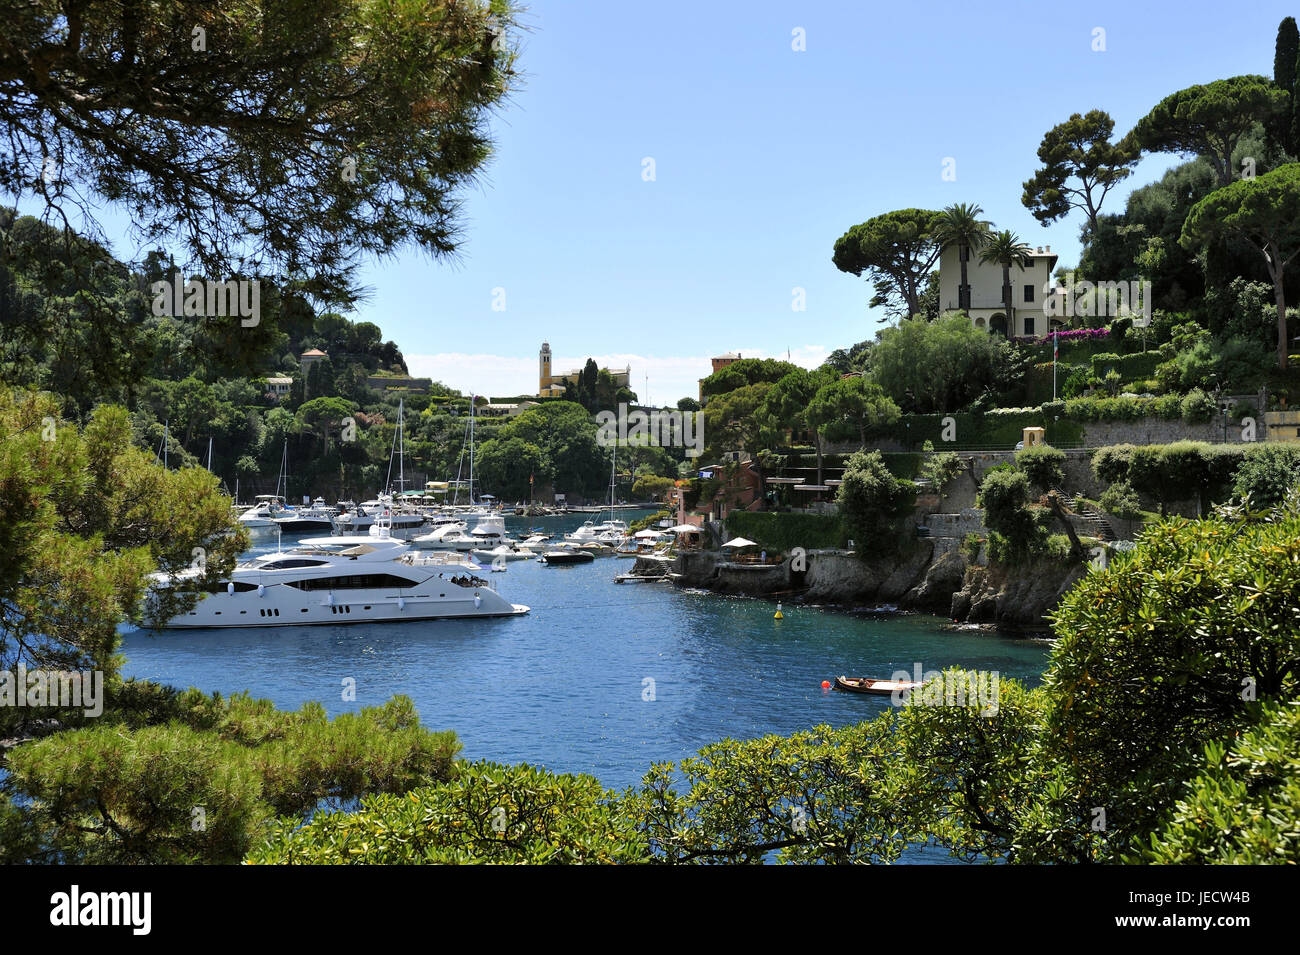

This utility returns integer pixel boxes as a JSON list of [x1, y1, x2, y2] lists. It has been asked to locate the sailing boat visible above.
[[566, 441, 627, 546], [358, 398, 428, 540]]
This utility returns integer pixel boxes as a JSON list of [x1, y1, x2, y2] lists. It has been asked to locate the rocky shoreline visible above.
[[634, 543, 1085, 634]]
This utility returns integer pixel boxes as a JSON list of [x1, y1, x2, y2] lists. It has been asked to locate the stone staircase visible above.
[[1052, 485, 1115, 541]]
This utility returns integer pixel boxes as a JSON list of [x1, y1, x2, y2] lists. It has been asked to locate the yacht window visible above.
[[260, 558, 330, 570], [280, 574, 417, 591]]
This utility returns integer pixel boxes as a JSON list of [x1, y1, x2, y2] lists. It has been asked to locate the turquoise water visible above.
[[121, 511, 1053, 793]]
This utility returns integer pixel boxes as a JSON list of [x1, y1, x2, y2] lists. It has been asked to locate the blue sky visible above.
[[368, 0, 1292, 403], [16, 0, 1297, 403]]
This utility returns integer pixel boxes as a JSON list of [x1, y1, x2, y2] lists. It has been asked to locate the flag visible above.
[[1053, 329, 1058, 360]]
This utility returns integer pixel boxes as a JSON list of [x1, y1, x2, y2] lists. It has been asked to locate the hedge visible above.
[[724, 511, 848, 552], [1063, 394, 1183, 421], [1089, 351, 1162, 382], [873, 409, 1084, 449]]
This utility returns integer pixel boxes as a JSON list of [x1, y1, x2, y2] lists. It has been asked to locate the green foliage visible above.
[[1015, 443, 1066, 492], [0, 392, 245, 705], [628, 509, 670, 533], [1064, 393, 1183, 421], [631, 475, 674, 501], [1179, 386, 1216, 423], [626, 719, 913, 863], [1142, 701, 1300, 864], [832, 208, 943, 319], [493, 401, 608, 498], [893, 676, 1056, 861], [917, 442, 966, 492], [723, 511, 847, 552], [976, 467, 1040, 562], [474, 436, 547, 502], [1098, 480, 1142, 520], [1133, 75, 1287, 187], [1021, 110, 1138, 231], [869, 315, 1020, 414], [835, 450, 916, 548], [0, 1, 519, 302], [3, 691, 459, 864], [1088, 350, 1161, 382], [807, 376, 900, 445], [874, 408, 1084, 450], [247, 761, 645, 864], [1182, 162, 1300, 369], [1041, 513, 1300, 861], [701, 383, 773, 462], [700, 358, 803, 400], [1233, 443, 1300, 508]]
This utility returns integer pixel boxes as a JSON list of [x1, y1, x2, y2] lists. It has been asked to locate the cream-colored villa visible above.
[[938, 242, 1062, 338]]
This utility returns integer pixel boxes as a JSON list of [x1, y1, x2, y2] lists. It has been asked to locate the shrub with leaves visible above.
[[1014, 443, 1066, 493], [1141, 702, 1300, 864], [248, 761, 645, 865], [2, 691, 458, 864], [1039, 513, 1300, 861]]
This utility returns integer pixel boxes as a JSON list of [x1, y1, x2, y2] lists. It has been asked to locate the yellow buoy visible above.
[[774, 602, 784, 620]]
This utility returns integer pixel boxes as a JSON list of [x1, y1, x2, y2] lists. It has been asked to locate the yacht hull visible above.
[[161, 589, 529, 628]]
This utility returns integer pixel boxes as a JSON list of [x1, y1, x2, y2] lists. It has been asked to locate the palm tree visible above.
[[934, 203, 994, 312], [979, 230, 1035, 337]]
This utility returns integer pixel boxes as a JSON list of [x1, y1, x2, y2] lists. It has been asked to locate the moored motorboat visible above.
[[149, 532, 529, 628], [538, 548, 595, 565]]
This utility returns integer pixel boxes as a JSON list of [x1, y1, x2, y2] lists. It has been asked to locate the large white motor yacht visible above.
[[150, 533, 529, 628]]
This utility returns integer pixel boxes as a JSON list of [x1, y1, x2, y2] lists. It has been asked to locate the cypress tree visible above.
[[1292, 48, 1300, 157], [1275, 18, 1299, 153], [1275, 17, 1298, 88]]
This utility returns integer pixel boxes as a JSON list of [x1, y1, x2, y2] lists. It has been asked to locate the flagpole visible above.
[[1052, 328, 1058, 402]]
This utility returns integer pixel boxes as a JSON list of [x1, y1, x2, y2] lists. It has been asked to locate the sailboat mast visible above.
[[163, 420, 168, 469], [469, 395, 475, 505], [609, 441, 617, 522], [277, 440, 287, 501], [206, 436, 213, 471], [398, 398, 406, 493]]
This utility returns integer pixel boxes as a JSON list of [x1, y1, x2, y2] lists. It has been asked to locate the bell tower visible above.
[[539, 341, 552, 395]]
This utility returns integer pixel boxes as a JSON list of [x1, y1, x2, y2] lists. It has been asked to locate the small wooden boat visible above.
[[833, 675, 923, 696]]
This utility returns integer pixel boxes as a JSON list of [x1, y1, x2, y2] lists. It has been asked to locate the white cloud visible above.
[[405, 346, 830, 405]]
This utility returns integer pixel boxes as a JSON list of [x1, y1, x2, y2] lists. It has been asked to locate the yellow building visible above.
[[538, 342, 630, 397]]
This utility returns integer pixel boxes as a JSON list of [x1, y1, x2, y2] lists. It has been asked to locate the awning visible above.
[[722, 537, 758, 548]]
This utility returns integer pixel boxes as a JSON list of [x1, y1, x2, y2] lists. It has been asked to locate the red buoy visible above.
[[821, 680, 831, 690]]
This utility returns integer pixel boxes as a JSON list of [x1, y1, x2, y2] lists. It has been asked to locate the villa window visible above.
[[1023, 284, 1034, 302], [1023, 316, 1035, 336]]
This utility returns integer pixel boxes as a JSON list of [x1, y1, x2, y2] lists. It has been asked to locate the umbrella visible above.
[[722, 537, 758, 549], [668, 524, 702, 533], [634, 529, 664, 539]]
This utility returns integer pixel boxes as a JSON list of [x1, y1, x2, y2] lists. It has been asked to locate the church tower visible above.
[[539, 341, 552, 396]]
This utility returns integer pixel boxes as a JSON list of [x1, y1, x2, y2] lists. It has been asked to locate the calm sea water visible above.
[[122, 510, 1053, 799]]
